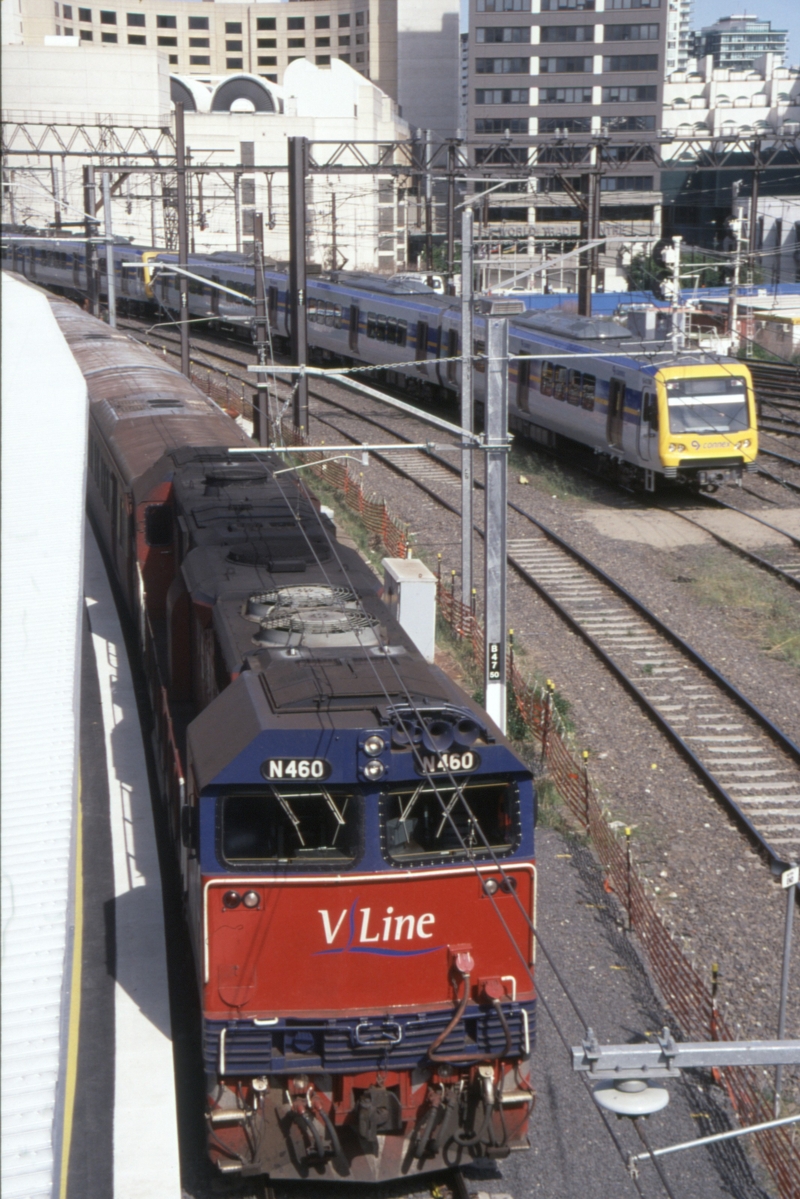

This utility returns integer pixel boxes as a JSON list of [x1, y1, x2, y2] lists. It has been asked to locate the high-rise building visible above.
[[666, 0, 693, 73], [690, 15, 788, 72], [11, 0, 461, 137]]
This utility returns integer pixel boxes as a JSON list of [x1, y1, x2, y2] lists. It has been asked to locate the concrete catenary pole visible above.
[[288, 136, 309, 431], [460, 207, 474, 610], [82, 164, 99, 317], [102, 172, 116, 328], [174, 101, 190, 379], [252, 211, 269, 446], [483, 316, 509, 734]]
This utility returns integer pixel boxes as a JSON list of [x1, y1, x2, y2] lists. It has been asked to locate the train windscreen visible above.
[[665, 376, 749, 435], [382, 780, 519, 864], [220, 787, 360, 867]]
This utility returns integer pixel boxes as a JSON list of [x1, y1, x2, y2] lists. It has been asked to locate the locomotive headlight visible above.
[[363, 734, 386, 757], [363, 759, 386, 781], [223, 890, 241, 909], [483, 878, 499, 896], [668, 443, 686, 454], [242, 891, 260, 909]]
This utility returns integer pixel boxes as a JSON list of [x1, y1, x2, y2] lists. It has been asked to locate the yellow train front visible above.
[[506, 311, 758, 493], [654, 363, 758, 490]]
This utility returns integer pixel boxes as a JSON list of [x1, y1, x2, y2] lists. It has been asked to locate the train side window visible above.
[[553, 365, 568, 401], [517, 357, 531, 411], [473, 338, 486, 373], [268, 286, 278, 324], [308, 298, 317, 322], [581, 374, 596, 411], [567, 369, 582, 405], [643, 391, 658, 428], [145, 504, 173, 547], [447, 328, 459, 383], [366, 312, 376, 339], [386, 317, 397, 344], [397, 319, 407, 347], [376, 315, 387, 341], [541, 361, 554, 396], [416, 320, 429, 361]]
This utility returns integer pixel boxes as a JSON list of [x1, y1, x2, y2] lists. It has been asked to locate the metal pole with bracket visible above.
[[483, 316, 510, 734]]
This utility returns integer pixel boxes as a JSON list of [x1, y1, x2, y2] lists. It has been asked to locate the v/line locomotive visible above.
[[49, 293, 537, 1183], [5, 234, 758, 493]]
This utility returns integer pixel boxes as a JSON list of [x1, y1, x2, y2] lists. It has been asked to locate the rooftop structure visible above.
[[690, 15, 788, 72], [8, 0, 461, 137], [1, 45, 413, 272]]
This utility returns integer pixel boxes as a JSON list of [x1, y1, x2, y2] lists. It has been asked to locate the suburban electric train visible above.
[[43, 292, 537, 1183], [3, 233, 758, 492]]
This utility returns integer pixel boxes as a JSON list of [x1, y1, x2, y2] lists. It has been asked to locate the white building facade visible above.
[[1, 45, 413, 272]]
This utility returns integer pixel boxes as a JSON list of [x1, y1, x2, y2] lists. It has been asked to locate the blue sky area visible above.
[[460, 0, 799, 65]]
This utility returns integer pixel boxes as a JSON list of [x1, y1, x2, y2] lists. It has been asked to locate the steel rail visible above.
[[302, 395, 800, 869]]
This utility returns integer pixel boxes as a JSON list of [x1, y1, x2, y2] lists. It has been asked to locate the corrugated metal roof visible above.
[[1, 276, 88, 1198]]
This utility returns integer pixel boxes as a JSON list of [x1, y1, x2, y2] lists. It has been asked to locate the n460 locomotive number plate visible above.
[[261, 758, 332, 781], [414, 750, 481, 776]]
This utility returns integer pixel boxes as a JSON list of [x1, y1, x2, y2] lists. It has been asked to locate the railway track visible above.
[[303, 391, 800, 871]]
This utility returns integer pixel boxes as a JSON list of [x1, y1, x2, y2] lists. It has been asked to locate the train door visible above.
[[517, 357, 531, 412], [607, 378, 625, 449], [638, 389, 658, 460], [348, 304, 360, 354], [415, 319, 428, 372], [267, 284, 277, 329], [446, 327, 459, 385]]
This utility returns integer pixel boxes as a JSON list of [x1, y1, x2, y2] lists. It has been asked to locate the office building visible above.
[[690, 15, 788, 72], [11, 0, 461, 137]]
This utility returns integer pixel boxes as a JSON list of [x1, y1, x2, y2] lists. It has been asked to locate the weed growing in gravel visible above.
[[675, 547, 800, 668], [508, 444, 593, 504]]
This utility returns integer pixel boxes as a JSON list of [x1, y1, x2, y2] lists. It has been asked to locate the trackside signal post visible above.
[[484, 316, 510, 734], [460, 207, 474, 609]]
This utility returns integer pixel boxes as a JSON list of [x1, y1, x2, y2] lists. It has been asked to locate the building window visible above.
[[477, 0, 531, 9], [540, 86, 593, 101], [316, 54, 331, 64], [600, 175, 653, 190], [257, 16, 276, 30], [101, 29, 116, 40], [355, 10, 365, 25], [537, 56, 593, 71], [78, 7, 91, 21], [156, 14, 176, 28], [62, 3, 72, 16], [315, 36, 330, 46], [79, 27, 92, 37], [355, 31, 365, 43], [606, 0, 659, 8], [355, 51, 365, 61], [315, 14, 330, 28], [339, 35, 350, 45], [475, 117, 529, 132], [54, 1, 59, 13], [226, 57, 243, 68], [168, 53, 177, 63], [288, 16, 305, 29], [126, 11, 143, 24], [188, 16, 208, 29], [262, 74, 277, 81], [241, 179, 256, 204], [539, 116, 591, 131], [240, 142, 254, 165], [540, 24, 594, 41], [189, 37, 208, 47], [257, 37, 276, 47], [476, 26, 530, 42], [226, 39, 242, 50], [339, 52, 350, 61], [288, 37, 305, 47], [602, 113, 655, 129], [541, 0, 592, 8], [99, 9, 115, 22], [288, 55, 304, 62], [189, 54, 209, 64], [603, 53, 657, 69], [476, 56, 530, 72], [257, 55, 277, 65], [604, 23, 659, 40], [128, 33, 145, 43], [339, 12, 350, 25], [64, 26, 73, 33], [225, 21, 241, 33], [602, 84, 656, 100], [475, 87, 529, 102], [157, 35, 176, 45]]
